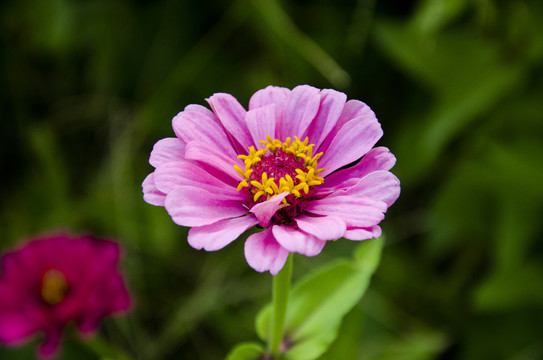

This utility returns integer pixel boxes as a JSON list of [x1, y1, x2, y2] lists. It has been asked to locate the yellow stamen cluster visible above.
[[41, 269, 68, 305], [234, 135, 325, 203]]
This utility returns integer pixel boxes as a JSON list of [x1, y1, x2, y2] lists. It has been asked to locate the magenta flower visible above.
[[0, 233, 131, 358], [143, 85, 400, 275]]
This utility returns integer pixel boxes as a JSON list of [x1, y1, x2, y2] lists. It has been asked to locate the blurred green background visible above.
[[2, 0, 543, 359]]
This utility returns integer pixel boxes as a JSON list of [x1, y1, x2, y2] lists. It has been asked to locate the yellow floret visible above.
[[234, 135, 325, 202]]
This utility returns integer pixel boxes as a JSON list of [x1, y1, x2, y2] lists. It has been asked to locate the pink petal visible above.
[[0, 282, 19, 307], [99, 274, 131, 314], [184, 141, 244, 183], [272, 225, 326, 256], [114, 281, 132, 312], [153, 161, 242, 200], [304, 89, 347, 149], [248, 85, 290, 110], [295, 215, 346, 241], [346, 171, 401, 207], [77, 317, 101, 335], [318, 100, 376, 153], [206, 93, 252, 150], [246, 104, 277, 148], [184, 103, 216, 115], [38, 328, 62, 359], [172, 110, 237, 158], [322, 147, 396, 191], [142, 173, 167, 206], [165, 186, 247, 227], [183, 103, 237, 149], [305, 195, 386, 228], [344, 225, 382, 241], [278, 85, 321, 141], [319, 113, 383, 177], [0, 253, 27, 291], [188, 215, 259, 251], [0, 313, 36, 344], [75, 270, 130, 321], [336, 99, 369, 128], [249, 192, 289, 227], [244, 228, 290, 275], [370, 225, 382, 238], [149, 137, 186, 168], [91, 238, 121, 267]]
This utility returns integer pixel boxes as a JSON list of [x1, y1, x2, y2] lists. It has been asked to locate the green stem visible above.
[[269, 254, 293, 357]]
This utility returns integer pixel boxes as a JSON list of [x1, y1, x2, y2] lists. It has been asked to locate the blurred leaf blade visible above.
[[256, 238, 384, 360], [226, 342, 265, 360], [250, 0, 350, 88]]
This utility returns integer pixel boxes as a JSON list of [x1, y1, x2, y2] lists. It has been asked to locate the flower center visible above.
[[41, 269, 68, 305], [234, 136, 325, 221]]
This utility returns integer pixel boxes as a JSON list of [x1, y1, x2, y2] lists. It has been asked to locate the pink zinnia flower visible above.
[[143, 85, 400, 275], [0, 234, 131, 358]]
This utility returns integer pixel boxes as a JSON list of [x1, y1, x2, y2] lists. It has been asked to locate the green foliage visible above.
[[226, 342, 265, 360], [253, 238, 383, 360]]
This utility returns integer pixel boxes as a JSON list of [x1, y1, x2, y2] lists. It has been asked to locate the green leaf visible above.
[[226, 342, 265, 360], [256, 238, 384, 360], [474, 262, 543, 311], [373, 18, 527, 184], [371, 330, 449, 360], [410, 0, 469, 36], [250, 0, 350, 88]]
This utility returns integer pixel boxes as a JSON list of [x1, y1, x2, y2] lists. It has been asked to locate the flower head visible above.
[[0, 233, 131, 358], [143, 85, 400, 275]]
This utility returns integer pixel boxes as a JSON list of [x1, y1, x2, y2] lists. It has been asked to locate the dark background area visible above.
[[1, 0, 543, 359]]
